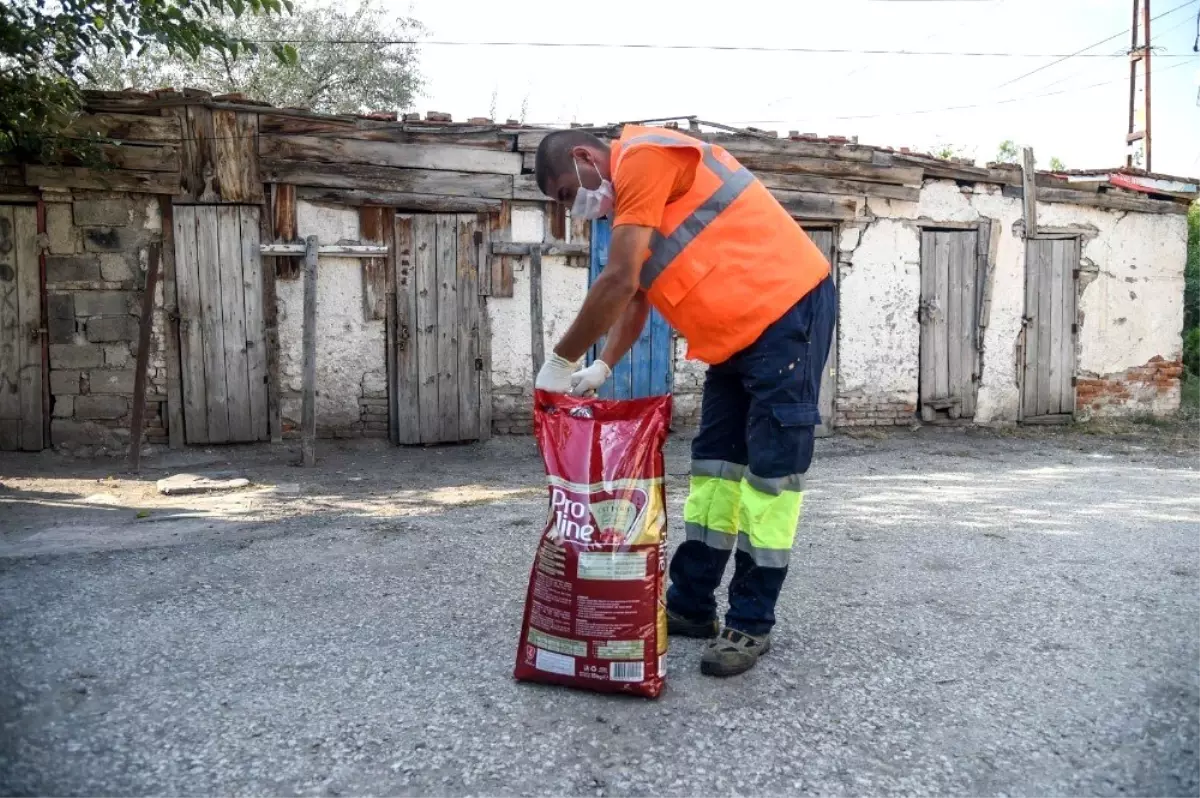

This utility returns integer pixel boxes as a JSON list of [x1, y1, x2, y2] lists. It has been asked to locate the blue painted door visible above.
[[586, 218, 672, 399]]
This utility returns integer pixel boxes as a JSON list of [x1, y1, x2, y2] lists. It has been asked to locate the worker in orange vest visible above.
[[533, 125, 836, 677]]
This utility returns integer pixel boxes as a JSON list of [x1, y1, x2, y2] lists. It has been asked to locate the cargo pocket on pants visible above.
[[771, 402, 822, 429]]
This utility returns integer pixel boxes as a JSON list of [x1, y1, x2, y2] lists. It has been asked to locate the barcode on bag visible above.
[[610, 661, 645, 682]]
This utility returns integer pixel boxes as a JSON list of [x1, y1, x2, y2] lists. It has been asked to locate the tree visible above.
[[931, 143, 970, 161], [0, 0, 295, 163], [85, 1, 424, 115], [994, 139, 1020, 165], [1049, 156, 1066, 172]]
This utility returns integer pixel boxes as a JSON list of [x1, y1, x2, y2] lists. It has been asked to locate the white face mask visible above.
[[571, 158, 614, 220]]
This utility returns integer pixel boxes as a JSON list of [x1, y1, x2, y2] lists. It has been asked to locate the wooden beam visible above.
[[512, 173, 546, 202], [295, 186, 502, 213], [258, 114, 515, 150], [769, 189, 860, 220], [258, 191, 284, 443], [68, 112, 182, 144], [1036, 186, 1188, 215], [212, 110, 263, 203], [735, 153, 922, 186], [260, 243, 389, 256], [359, 206, 393, 321], [912, 218, 981, 230], [300, 235, 318, 467], [158, 198, 185, 449], [491, 240, 589, 257], [127, 241, 161, 472], [1021, 147, 1038, 236], [261, 159, 514, 200], [260, 135, 522, 176], [84, 143, 180, 173], [24, 165, 180, 194], [529, 244, 545, 376], [756, 171, 920, 202]]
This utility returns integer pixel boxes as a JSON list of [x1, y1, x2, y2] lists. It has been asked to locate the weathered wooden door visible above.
[[586, 218, 672, 399], [1021, 237, 1079, 422], [919, 229, 982, 421], [0, 205, 44, 451], [172, 205, 269, 444], [803, 226, 838, 437], [393, 213, 488, 444]]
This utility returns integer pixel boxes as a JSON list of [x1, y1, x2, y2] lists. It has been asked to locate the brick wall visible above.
[[492, 384, 533, 435], [1075, 356, 1183, 419], [43, 191, 166, 453], [834, 394, 917, 427]]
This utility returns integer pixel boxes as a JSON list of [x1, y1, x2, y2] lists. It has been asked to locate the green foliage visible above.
[[85, 1, 424, 115], [1184, 327, 1200, 378], [931, 143, 970, 161], [1048, 156, 1066, 171], [0, 0, 294, 162], [1185, 202, 1199, 333], [995, 139, 1020, 165]]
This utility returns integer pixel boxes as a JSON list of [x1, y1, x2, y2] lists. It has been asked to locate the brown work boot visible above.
[[700, 628, 771, 677], [665, 608, 719, 638]]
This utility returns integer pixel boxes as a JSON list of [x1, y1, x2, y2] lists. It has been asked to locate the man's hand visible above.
[[570, 360, 611, 396], [535, 353, 577, 393]]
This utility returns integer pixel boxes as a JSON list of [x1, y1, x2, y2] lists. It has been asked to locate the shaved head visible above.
[[534, 129, 611, 204]]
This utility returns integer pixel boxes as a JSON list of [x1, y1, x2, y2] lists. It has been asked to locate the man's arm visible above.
[[552, 224, 653, 362], [598, 291, 650, 367]]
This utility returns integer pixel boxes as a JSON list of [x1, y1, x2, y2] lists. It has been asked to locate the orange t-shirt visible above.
[[611, 146, 698, 229]]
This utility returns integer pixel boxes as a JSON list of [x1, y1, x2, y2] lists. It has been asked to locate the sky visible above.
[[393, 0, 1200, 177]]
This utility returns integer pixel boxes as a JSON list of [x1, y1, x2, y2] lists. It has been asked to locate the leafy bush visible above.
[[1184, 326, 1200, 378]]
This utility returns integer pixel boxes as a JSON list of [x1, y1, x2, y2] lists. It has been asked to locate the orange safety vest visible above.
[[611, 125, 830, 364]]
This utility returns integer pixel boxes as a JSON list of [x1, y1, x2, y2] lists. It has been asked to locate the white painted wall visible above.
[[277, 200, 386, 430]]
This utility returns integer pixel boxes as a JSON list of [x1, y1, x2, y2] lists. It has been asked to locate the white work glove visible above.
[[570, 361, 611, 396], [535, 353, 578, 393]]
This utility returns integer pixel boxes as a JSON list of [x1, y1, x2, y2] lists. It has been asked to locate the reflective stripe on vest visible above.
[[617, 133, 758, 292]]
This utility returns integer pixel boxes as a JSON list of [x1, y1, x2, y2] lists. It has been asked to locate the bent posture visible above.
[[533, 125, 836, 677]]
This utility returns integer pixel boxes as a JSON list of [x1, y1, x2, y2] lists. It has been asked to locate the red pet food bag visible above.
[[514, 389, 672, 698]]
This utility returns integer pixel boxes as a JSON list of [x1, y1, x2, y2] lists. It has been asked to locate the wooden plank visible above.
[[68, 112, 182, 144], [216, 205, 253, 442], [24, 165, 180, 194], [436, 214, 459, 442], [713, 135, 877, 163], [960, 230, 978, 418], [159, 199, 185, 448], [86, 143, 180, 172], [295, 186, 503, 213], [456, 215, 481, 440], [258, 114, 514, 150], [359, 207, 392, 321], [393, 215, 421, 444], [12, 207, 41, 449], [128, 239, 161, 470], [270, 182, 300, 280], [260, 135, 522, 176], [1037, 187, 1187, 215], [385, 215, 398, 444], [261, 243, 388, 256], [238, 206, 269, 440], [212, 111, 263, 203], [913, 219, 980, 230], [173, 206, 208, 444], [933, 232, 950, 402], [261, 159, 514, 200], [478, 291, 493, 440], [523, 151, 537, 172], [195, 205, 230, 442], [476, 214, 491, 296], [179, 105, 218, 202], [756, 171, 920, 202], [513, 173, 546, 202], [1022, 148, 1038, 236], [947, 232, 962, 413], [1021, 240, 1039, 420], [529, 245, 545, 382], [768, 189, 859, 221], [413, 215, 440, 443], [490, 202, 514, 298], [300, 236, 318, 466], [1061, 239, 1079, 415], [258, 195, 283, 443], [1047, 238, 1065, 415], [491, 241, 589, 257], [736, 154, 923, 186], [1036, 240, 1054, 417], [918, 230, 936, 422]]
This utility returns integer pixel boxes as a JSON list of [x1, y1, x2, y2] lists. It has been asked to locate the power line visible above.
[[992, 0, 1197, 89], [245, 37, 1197, 58], [740, 57, 1194, 124]]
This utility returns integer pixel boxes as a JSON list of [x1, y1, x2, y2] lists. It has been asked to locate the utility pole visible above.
[[1126, 0, 1152, 171]]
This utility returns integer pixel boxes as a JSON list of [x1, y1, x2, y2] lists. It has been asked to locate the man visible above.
[[532, 124, 836, 677]]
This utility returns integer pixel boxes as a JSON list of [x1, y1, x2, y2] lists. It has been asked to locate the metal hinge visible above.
[[398, 323, 410, 352]]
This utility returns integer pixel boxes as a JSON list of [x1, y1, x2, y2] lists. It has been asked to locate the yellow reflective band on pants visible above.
[[683, 461, 804, 567], [683, 459, 742, 550]]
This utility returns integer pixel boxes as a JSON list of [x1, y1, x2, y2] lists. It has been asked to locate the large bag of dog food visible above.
[[513, 389, 672, 698]]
